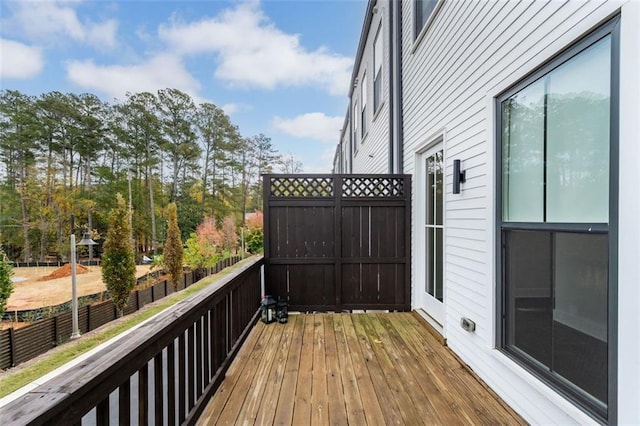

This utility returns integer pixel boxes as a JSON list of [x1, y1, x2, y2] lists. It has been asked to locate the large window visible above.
[[373, 24, 383, 112], [361, 73, 367, 138], [498, 19, 618, 423], [415, 0, 438, 38]]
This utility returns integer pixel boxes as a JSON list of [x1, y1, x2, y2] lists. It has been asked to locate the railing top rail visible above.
[[0, 256, 264, 425]]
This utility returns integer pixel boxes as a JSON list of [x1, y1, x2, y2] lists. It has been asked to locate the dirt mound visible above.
[[38, 264, 90, 281]]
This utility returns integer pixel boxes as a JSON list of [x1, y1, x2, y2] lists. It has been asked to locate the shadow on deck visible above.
[[199, 312, 525, 425]]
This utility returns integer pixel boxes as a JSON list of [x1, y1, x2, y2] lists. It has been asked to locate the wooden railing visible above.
[[0, 256, 264, 426]]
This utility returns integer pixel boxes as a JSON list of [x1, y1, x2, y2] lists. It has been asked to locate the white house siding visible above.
[[340, 118, 351, 173], [351, 0, 391, 174], [401, 0, 637, 424]]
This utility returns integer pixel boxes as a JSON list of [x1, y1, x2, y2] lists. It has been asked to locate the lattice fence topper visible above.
[[342, 177, 405, 198], [270, 176, 334, 197]]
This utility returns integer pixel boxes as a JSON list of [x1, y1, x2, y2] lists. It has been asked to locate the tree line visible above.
[[0, 88, 299, 262]]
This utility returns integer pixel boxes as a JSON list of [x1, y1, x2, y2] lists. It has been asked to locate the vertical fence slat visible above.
[[119, 378, 131, 425], [154, 352, 163, 425], [196, 317, 203, 399], [203, 311, 210, 386], [167, 342, 176, 426], [178, 332, 186, 423], [96, 397, 109, 426], [188, 324, 195, 410], [138, 363, 149, 425]]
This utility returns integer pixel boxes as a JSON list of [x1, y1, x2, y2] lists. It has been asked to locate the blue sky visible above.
[[0, 0, 367, 172]]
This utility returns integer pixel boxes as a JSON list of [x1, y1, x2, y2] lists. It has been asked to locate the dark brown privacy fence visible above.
[[0, 256, 263, 425], [0, 257, 241, 370], [264, 174, 411, 312]]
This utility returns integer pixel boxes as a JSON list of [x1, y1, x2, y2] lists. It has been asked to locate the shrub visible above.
[[102, 194, 136, 317], [164, 203, 184, 290], [0, 247, 14, 317]]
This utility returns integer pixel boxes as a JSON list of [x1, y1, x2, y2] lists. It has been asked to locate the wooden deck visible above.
[[198, 313, 526, 425]]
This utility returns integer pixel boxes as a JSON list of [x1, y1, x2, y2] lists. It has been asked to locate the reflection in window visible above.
[[415, 0, 438, 38], [373, 24, 383, 112], [425, 151, 443, 301], [502, 36, 610, 223], [361, 73, 367, 138]]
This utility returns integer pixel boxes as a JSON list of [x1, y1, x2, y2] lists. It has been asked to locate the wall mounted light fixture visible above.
[[453, 159, 466, 194]]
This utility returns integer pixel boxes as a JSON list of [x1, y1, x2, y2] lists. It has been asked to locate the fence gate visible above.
[[263, 174, 411, 312]]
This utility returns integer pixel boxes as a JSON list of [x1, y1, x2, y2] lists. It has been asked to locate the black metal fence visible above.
[[0, 257, 241, 370], [0, 256, 262, 425], [263, 174, 411, 312]]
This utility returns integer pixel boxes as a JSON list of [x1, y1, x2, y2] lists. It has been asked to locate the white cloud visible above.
[[221, 102, 252, 116], [272, 112, 343, 143], [0, 38, 43, 79], [158, 2, 351, 95], [66, 53, 201, 101], [4, 1, 117, 49], [86, 19, 118, 49]]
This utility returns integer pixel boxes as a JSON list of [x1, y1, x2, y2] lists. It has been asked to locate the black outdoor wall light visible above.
[[453, 159, 466, 194]]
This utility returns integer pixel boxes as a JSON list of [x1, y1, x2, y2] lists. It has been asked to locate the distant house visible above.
[[334, 0, 640, 424]]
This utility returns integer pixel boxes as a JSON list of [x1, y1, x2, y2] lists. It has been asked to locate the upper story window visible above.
[[353, 99, 359, 153], [373, 24, 383, 112], [415, 0, 438, 38], [361, 73, 367, 138]]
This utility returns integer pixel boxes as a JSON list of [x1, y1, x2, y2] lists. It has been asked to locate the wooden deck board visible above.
[[323, 315, 349, 425], [331, 314, 371, 425], [198, 313, 527, 426]]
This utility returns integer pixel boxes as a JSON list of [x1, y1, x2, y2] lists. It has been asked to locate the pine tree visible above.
[[164, 202, 184, 290], [0, 245, 14, 318], [102, 193, 136, 317]]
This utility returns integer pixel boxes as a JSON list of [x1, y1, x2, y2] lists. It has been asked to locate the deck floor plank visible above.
[[254, 316, 296, 425], [370, 313, 456, 425], [381, 314, 471, 425], [345, 314, 405, 425], [211, 321, 277, 425], [323, 315, 349, 425], [273, 314, 304, 426], [311, 315, 329, 425], [291, 314, 315, 425], [331, 314, 371, 425], [392, 313, 523, 425], [234, 322, 285, 425], [198, 313, 526, 426], [196, 321, 267, 425]]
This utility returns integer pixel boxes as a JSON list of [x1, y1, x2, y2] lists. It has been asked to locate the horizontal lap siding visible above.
[[401, 0, 614, 423]]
